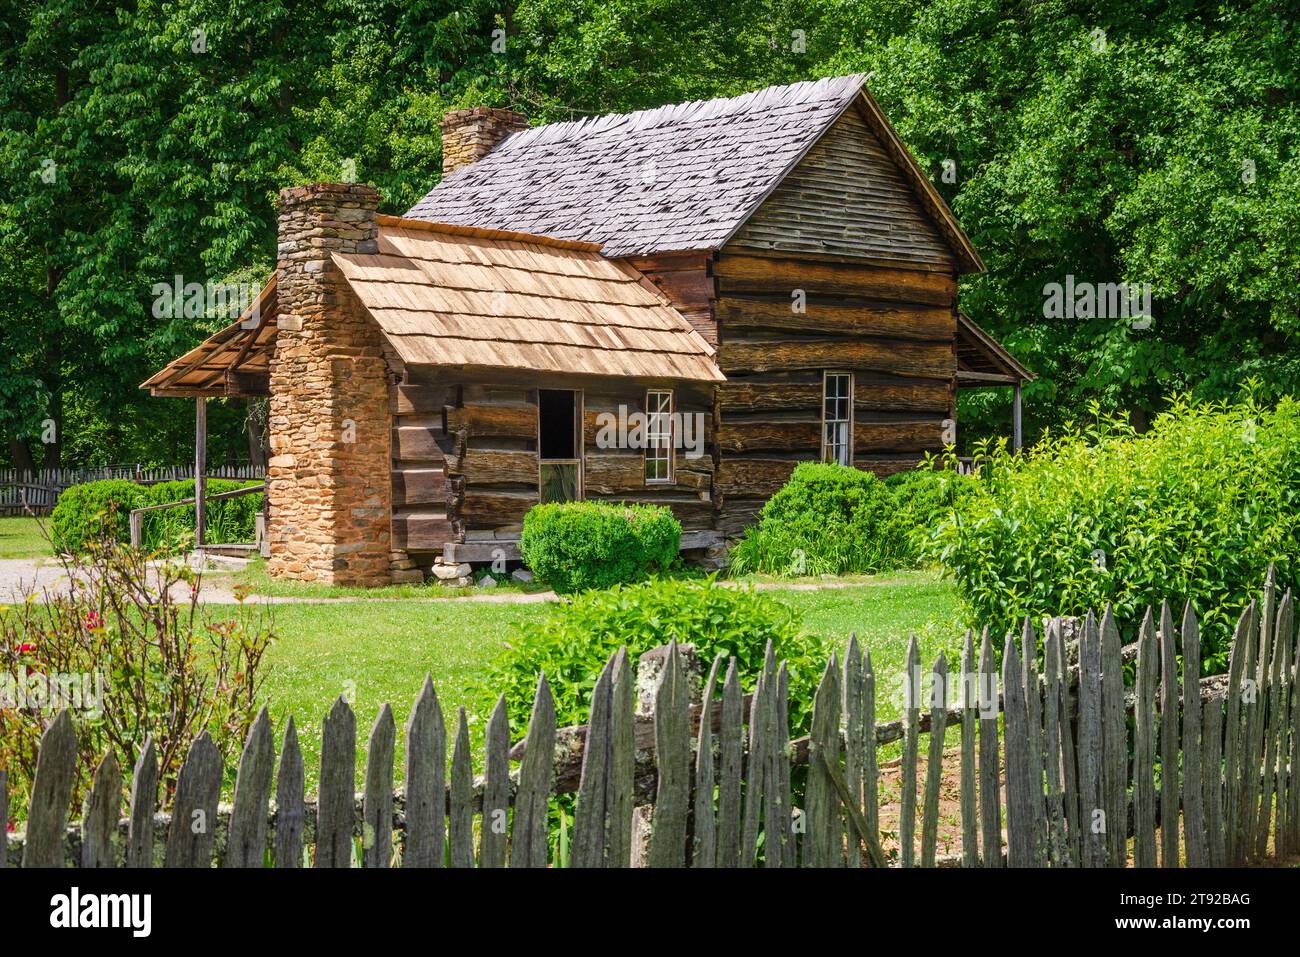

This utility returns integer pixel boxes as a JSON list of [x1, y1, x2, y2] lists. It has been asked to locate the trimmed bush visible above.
[[930, 392, 1300, 669], [727, 463, 893, 576], [50, 478, 263, 553], [520, 501, 680, 594], [881, 468, 977, 566], [482, 576, 826, 735]]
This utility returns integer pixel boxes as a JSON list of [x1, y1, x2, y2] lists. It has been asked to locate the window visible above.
[[644, 389, 674, 484], [822, 372, 852, 466]]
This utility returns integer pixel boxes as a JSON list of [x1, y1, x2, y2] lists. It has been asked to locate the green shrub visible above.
[[482, 576, 826, 735], [930, 391, 1300, 669], [882, 468, 977, 566], [520, 501, 680, 594], [50, 478, 263, 554], [50, 480, 146, 553], [728, 462, 904, 576]]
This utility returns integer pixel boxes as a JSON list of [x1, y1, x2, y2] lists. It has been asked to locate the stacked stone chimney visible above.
[[267, 183, 393, 586], [441, 107, 529, 175]]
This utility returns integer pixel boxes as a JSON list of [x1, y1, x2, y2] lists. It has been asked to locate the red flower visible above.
[[83, 611, 103, 631], [17, 643, 36, 654]]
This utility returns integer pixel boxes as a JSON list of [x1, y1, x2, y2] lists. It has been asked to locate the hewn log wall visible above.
[[391, 371, 718, 553], [713, 249, 957, 537]]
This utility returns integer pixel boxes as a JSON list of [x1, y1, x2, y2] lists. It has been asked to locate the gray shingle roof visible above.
[[406, 75, 868, 259]]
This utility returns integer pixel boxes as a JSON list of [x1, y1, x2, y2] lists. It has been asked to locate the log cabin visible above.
[[143, 75, 1032, 586]]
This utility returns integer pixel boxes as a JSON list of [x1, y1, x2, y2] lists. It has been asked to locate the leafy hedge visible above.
[[931, 393, 1300, 669], [520, 501, 680, 594], [51, 478, 264, 553], [728, 463, 972, 577], [482, 576, 826, 735]]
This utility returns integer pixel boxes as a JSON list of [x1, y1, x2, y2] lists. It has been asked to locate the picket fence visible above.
[[5, 574, 1298, 868], [0, 464, 264, 515]]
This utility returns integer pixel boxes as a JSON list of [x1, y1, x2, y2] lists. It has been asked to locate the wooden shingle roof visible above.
[[407, 75, 874, 259], [333, 216, 723, 381]]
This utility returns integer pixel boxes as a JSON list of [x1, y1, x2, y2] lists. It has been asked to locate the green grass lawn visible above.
[[251, 570, 962, 792], [0, 516, 50, 558]]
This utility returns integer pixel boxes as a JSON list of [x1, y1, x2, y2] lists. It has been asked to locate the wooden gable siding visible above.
[[712, 248, 957, 536], [728, 105, 955, 269], [392, 368, 718, 553], [626, 252, 718, 347]]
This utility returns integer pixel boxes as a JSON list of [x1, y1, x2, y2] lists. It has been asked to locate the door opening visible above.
[[538, 389, 581, 503]]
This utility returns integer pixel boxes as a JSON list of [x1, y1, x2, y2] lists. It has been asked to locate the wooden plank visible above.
[[1022, 618, 1047, 867], [1002, 635, 1033, 867], [391, 511, 457, 551], [1285, 594, 1300, 855], [480, 695, 510, 868], [362, 704, 396, 868], [445, 402, 536, 439], [442, 540, 520, 563], [1056, 618, 1082, 865], [446, 448, 537, 486], [21, 709, 77, 868], [81, 751, 122, 868], [226, 705, 274, 868], [1043, 626, 1068, 867], [692, 655, 722, 868], [740, 656, 768, 867], [1274, 590, 1293, 858], [921, 652, 949, 868], [393, 382, 455, 416], [511, 675, 557, 868], [717, 337, 954, 380], [315, 696, 356, 869], [1223, 603, 1253, 864], [1077, 613, 1106, 868], [403, 675, 445, 868], [855, 420, 945, 453], [805, 655, 842, 868], [774, 663, 794, 867], [273, 717, 304, 869], [842, 636, 865, 868], [608, 647, 636, 868], [126, 736, 158, 869], [572, 656, 613, 868], [1243, 573, 1273, 861], [1132, 609, 1159, 868], [449, 708, 475, 868], [1158, 601, 1180, 867], [392, 468, 451, 508], [392, 425, 447, 462], [759, 644, 786, 868], [717, 376, 950, 415], [458, 488, 538, 528], [1203, 693, 1225, 868], [713, 253, 957, 305], [715, 296, 956, 341], [648, 640, 692, 868], [717, 657, 743, 868], [1100, 607, 1126, 867], [1258, 587, 1289, 859], [1180, 603, 1207, 867], [165, 732, 222, 868], [978, 629, 1002, 867], [960, 632, 979, 867], [863, 649, 880, 855], [900, 635, 921, 867]]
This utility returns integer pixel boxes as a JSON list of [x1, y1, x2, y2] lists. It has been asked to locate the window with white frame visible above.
[[822, 372, 852, 466], [644, 389, 674, 484]]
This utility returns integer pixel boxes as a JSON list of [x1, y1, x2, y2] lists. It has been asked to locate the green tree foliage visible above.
[[2, 1, 1296, 464]]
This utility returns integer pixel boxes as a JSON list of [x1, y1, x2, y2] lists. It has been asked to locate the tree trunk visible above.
[[246, 399, 268, 470], [8, 437, 36, 473]]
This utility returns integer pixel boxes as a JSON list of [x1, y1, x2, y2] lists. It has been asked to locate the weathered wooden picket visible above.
[[5, 573, 1298, 868]]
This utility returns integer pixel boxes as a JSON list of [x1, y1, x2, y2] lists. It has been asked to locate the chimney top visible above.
[[440, 107, 529, 176]]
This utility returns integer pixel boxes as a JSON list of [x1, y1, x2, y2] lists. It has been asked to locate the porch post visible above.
[[1012, 381, 1023, 453], [195, 397, 207, 548]]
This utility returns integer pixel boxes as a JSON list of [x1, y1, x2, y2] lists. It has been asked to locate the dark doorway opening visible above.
[[538, 389, 581, 502]]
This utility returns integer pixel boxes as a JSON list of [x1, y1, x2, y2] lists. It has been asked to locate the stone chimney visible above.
[[440, 107, 529, 175], [267, 182, 393, 586]]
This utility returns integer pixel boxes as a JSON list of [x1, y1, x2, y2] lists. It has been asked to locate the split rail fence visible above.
[[5, 573, 1298, 868], [0, 464, 264, 515]]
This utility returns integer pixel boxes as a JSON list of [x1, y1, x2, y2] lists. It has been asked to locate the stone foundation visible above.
[[266, 182, 394, 586]]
